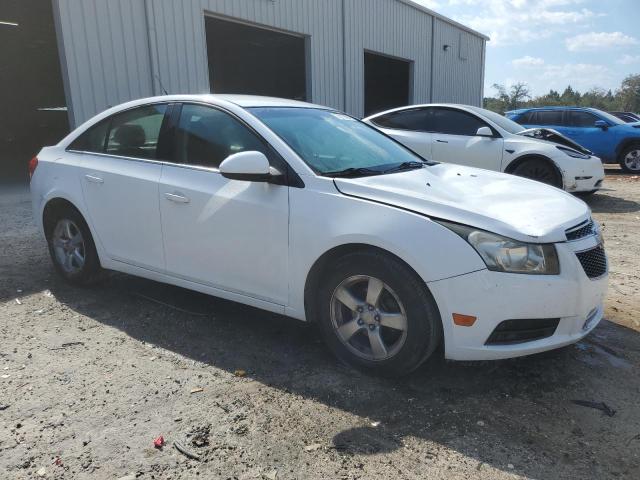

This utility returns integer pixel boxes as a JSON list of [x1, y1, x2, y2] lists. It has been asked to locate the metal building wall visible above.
[[54, 0, 154, 127], [53, 0, 486, 126], [145, 0, 345, 110], [343, 0, 433, 118], [431, 18, 486, 106]]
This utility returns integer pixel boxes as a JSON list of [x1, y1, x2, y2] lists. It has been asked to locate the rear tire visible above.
[[45, 207, 103, 285], [618, 144, 640, 173], [315, 250, 442, 377], [511, 158, 563, 189]]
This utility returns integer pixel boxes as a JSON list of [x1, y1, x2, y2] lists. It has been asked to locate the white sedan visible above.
[[364, 104, 605, 194], [30, 95, 608, 376]]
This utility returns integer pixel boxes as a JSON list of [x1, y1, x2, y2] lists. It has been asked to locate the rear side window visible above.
[[371, 109, 431, 131], [175, 104, 268, 169], [68, 120, 109, 153], [567, 111, 599, 127], [534, 110, 563, 126], [431, 108, 487, 136], [515, 111, 536, 124], [105, 104, 168, 160]]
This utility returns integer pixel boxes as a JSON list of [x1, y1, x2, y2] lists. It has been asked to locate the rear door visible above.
[[158, 103, 289, 305], [73, 104, 169, 271], [368, 108, 433, 159], [429, 107, 504, 171], [528, 110, 566, 132]]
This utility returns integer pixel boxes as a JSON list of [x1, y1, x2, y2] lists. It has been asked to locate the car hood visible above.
[[333, 164, 590, 243], [517, 128, 592, 154]]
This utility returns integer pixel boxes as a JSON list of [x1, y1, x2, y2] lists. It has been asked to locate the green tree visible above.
[[617, 74, 640, 112]]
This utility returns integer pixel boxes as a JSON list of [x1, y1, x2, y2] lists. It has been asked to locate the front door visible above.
[[429, 107, 504, 171], [77, 104, 169, 270], [564, 110, 611, 159], [159, 103, 289, 305]]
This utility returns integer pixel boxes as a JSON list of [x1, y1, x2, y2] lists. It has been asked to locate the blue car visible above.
[[507, 106, 640, 173]]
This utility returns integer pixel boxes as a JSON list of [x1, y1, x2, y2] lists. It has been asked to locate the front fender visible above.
[[286, 185, 486, 320]]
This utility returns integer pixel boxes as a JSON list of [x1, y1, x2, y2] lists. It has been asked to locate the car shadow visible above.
[[42, 271, 640, 479], [582, 190, 640, 214]]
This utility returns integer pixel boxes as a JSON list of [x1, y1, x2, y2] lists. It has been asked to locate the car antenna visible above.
[[155, 74, 169, 95]]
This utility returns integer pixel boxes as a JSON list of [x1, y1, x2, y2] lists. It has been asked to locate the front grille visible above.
[[575, 245, 607, 279], [566, 219, 595, 241], [485, 318, 560, 345]]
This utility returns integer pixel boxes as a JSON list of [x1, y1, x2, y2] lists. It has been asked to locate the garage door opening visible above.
[[364, 52, 412, 117], [205, 16, 308, 101]]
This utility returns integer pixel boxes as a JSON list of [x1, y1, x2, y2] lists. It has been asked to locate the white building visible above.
[[52, 0, 488, 126]]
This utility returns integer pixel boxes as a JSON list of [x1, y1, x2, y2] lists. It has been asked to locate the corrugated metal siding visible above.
[[146, 0, 344, 110], [343, 0, 433, 118], [55, 0, 153, 125], [431, 18, 485, 106], [54, 0, 486, 126]]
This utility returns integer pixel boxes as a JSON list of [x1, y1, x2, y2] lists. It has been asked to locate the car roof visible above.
[[155, 94, 329, 109], [508, 106, 598, 113], [363, 103, 482, 120]]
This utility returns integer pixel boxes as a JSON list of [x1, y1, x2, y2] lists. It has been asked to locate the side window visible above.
[[68, 120, 109, 153], [567, 111, 599, 127], [534, 110, 563, 126], [371, 109, 431, 131], [105, 104, 168, 160], [431, 108, 487, 136], [517, 111, 536, 124], [175, 104, 268, 169]]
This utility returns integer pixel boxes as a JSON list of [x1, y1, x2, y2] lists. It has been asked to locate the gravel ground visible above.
[[0, 169, 639, 480]]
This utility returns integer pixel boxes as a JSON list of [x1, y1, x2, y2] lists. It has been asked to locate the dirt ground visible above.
[[1, 168, 639, 480]]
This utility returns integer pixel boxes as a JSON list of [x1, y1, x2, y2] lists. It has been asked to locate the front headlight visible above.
[[557, 146, 591, 159], [438, 221, 560, 275]]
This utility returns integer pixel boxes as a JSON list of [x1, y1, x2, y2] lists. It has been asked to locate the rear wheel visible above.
[[619, 144, 640, 173], [46, 207, 102, 285], [511, 158, 563, 189], [315, 250, 442, 377]]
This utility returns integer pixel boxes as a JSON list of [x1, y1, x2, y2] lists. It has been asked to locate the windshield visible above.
[[249, 107, 429, 176], [468, 106, 525, 134]]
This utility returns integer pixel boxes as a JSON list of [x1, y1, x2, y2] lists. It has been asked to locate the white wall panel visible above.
[[432, 18, 485, 106]]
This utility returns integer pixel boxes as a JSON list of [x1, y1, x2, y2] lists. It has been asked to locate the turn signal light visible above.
[[453, 313, 477, 327]]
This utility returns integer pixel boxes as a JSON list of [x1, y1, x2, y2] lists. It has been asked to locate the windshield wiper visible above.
[[382, 161, 425, 174], [324, 167, 383, 178]]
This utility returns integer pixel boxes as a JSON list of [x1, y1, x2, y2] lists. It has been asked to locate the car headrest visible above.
[[114, 124, 146, 148]]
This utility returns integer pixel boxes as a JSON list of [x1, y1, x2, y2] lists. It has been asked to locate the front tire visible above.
[[619, 144, 640, 173], [315, 250, 442, 377], [511, 158, 563, 189], [46, 207, 102, 285]]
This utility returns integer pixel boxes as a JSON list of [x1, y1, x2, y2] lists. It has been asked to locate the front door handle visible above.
[[164, 192, 190, 204], [84, 174, 104, 184], [435, 139, 449, 144]]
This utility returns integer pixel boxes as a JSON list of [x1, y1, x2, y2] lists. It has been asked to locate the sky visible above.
[[413, 0, 640, 98]]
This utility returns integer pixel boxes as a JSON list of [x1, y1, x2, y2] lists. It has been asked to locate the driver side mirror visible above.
[[475, 126, 494, 137], [594, 120, 608, 130], [219, 151, 281, 182]]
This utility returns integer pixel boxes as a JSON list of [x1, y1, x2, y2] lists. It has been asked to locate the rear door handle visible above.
[[84, 174, 104, 184], [435, 139, 449, 144], [164, 192, 190, 204]]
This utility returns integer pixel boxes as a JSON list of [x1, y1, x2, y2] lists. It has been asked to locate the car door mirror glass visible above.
[[475, 126, 493, 137], [219, 151, 274, 182]]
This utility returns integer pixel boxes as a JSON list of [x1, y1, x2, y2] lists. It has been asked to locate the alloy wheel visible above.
[[52, 219, 86, 274], [624, 149, 640, 172], [330, 275, 408, 361]]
